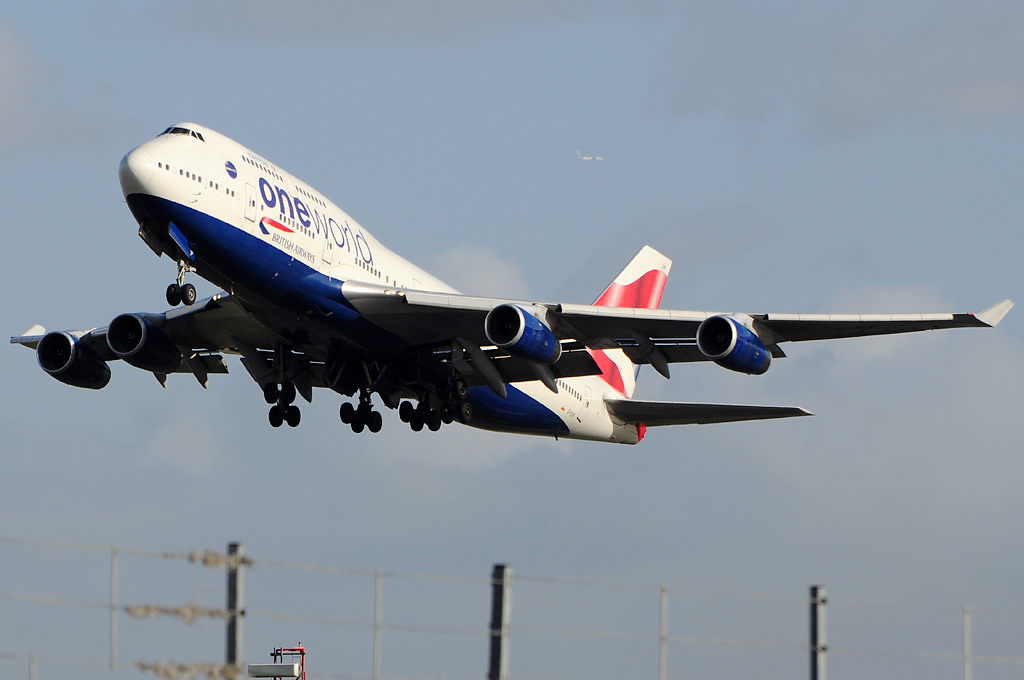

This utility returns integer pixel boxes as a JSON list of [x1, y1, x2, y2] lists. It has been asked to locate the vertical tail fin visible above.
[[593, 245, 671, 309], [589, 246, 672, 398]]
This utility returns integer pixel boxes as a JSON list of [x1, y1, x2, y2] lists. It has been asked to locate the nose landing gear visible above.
[[166, 260, 197, 307]]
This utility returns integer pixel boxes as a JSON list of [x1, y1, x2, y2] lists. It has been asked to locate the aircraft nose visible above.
[[118, 146, 155, 196]]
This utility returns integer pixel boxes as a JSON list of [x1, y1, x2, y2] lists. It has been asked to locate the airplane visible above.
[[10, 123, 1013, 444], [577, 151, 603, 161]]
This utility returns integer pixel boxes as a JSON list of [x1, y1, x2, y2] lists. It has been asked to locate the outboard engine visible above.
[[106, 314, 182, 373], [484, 304, 562, 364], [696, 315, 772, 375], [36, 331, 111, 389]]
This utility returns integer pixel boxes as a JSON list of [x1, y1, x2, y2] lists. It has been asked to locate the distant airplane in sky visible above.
[[11, 123, 1013, 443], [577, 151, 603, 161]]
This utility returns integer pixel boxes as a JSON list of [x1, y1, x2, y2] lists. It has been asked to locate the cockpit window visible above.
[[158, 126, 205, 142]]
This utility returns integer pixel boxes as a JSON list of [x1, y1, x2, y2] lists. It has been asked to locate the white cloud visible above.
[[429, 244, 531, 299], [656, 1, 1024, 137], [0, 21, 102, 152]]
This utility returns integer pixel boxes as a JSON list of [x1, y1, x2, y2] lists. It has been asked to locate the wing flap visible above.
[[606, 399, 812, 426]]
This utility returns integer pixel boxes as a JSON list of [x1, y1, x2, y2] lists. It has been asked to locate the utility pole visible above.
[[373, 569, 382, 680], [659, 586, 668, 680], [810, 585, 827, 680], [487, 564, 513, 680], [110, 548, 118, 671], [226, 542, 245, 666], [963, 606, 973, 680]]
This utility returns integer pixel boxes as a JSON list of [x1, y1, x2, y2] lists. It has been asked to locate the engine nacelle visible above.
[[696, 315, 772, 375], [484, 304, 562, 364], [36, 331, 111, 389], [107, 314, 182, 373]]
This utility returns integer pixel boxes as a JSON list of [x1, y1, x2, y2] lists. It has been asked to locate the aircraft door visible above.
[[580, 385, 592, 421], [321, 227, 333, 266], [244, 184, 257, 225]]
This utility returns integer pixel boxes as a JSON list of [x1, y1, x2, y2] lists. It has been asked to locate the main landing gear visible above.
[[339, 390, 382, 434], [397, 378, 469, 433], [265, 381, 301, 428], [166, 260, 197, 307]]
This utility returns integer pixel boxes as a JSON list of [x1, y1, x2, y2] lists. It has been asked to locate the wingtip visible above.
[[976, 299, 1014, 327]]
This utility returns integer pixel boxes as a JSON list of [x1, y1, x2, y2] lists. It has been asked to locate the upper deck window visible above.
[[159, 126, 205, 142]]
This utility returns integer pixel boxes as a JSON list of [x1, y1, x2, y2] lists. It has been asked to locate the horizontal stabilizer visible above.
[[606, 399, 812, 426], [10, 324, 47, 349]]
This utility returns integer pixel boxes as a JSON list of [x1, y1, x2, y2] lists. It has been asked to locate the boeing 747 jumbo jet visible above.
[[11, 124, 1013, 444]]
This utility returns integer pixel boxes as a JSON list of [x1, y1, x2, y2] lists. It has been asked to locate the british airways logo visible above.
[[225, 160, 237, 179], [258, 177, 373, 264], [259, 216, 293, 234]]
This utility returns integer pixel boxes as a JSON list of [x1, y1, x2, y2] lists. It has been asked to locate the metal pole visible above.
[[373, 569, 382, 680], [810, 585, 827, 680], [29, 652, 36, 680], [659, 586, 668, 680], [110, 548, 118, 671], [488, 564, 513, 680], [963, 606, 973, 680], [226, 542, 245, 665]]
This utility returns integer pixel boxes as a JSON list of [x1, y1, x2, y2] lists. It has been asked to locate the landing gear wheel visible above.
[[285, 405, 301, 427], [410, 417, 424, 432], [264, 383, 279, 404], [457, 401, 473, 424], [440, 402, 455, 424], [399, 401, 414, 423], [181, 283, 197, 306], [427, 410, 442, 431], [339, 402, 355, 424], [452, 378, 468, 400], [279, 382, 296, 405], [351, 419, 365, 434], [166, 284, 182, 307], [368, 410, 383, 433], [268, 405, 284, 428]]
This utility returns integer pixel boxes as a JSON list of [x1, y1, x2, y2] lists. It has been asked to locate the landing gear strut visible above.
[[166, 260, 197, 307], [267, 381, 300, 428], [339, 390, 382, 434]]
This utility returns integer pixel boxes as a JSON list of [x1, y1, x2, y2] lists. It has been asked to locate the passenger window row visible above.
[[155, 161, 235, 197], [295, 185, 327, 208], [241, 155, 283, 182]]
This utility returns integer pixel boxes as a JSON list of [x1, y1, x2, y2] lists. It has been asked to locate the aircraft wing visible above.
[[11, 293, 277, 357], [605, 399, 812, 426], [341, 281, 1012, 365], [10, 293, 278, 387]]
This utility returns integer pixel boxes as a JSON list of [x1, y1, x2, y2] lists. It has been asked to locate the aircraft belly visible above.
[[464, 384, 569, 436]]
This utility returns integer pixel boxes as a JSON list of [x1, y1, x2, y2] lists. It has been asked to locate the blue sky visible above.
[[2, 2, 1023, 678]]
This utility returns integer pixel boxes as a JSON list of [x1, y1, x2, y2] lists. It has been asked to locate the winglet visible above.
[[976, 299, 1014, 327]]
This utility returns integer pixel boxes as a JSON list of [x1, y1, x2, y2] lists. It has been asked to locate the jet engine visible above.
[[696, 315, 772, 375], [484, 304, 562, 364], [106, 314, 182, 373], [36, 331, 111, 389]]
